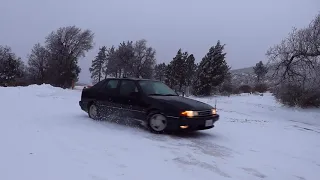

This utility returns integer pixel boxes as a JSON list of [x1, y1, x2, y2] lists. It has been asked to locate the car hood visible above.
[[149, 95, 213, 111]]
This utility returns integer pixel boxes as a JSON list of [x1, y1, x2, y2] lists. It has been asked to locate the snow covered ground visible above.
[[1, 85, 320, 180]]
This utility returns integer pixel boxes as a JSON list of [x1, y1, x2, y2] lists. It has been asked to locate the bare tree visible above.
[[266, 13, 320, 107], [0, 46, 25, 86], [266, 13, 320, 86], [132, 39, 156, 78], [27, 43, 49, 84], [45, 26, 94, 88]]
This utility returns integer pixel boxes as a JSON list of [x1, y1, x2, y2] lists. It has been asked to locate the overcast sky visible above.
[[1, 0, 319, 84]]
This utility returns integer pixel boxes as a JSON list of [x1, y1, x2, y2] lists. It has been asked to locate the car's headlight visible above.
[[212, 108, 217, 115], [180, 111, 198, 117]]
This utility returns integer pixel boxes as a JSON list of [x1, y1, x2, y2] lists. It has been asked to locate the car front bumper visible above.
[[79, 101, 88, 112], [166, 114, 220, 131]]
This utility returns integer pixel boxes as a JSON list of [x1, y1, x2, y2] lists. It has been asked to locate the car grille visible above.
[[197, 110, 212, 117]]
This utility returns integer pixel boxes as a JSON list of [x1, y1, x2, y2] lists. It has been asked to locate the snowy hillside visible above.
[[230, 65, 277, 86], [1, 85, 320, 180]]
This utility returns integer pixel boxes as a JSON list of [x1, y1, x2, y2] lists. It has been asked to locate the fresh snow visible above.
[[0, 84, 320, 180]]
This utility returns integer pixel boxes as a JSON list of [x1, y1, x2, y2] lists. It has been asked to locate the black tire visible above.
[[88, 102, 101, 120], [147, 111, 168, 134]]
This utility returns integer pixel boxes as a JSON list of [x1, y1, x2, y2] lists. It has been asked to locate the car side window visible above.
[[106, 80, 119, 90], [119, 80, 138, 96], [91, 80, 106, 89], [100, 79, 119, 93]]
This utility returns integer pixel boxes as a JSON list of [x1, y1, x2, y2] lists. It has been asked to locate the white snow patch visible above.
[[0, 85, 320, 180]]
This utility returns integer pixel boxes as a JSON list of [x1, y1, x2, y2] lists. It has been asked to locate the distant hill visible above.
[[230, 64, 277, 87], [230, 66, 254, 74]]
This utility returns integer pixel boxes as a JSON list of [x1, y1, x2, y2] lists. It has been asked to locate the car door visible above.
[[96, 79, 120, 117], [117, 80, 146, 120]]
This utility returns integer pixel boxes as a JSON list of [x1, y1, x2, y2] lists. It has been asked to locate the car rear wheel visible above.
[[147, 112, 167, 133], [88, 103, 100, 120]]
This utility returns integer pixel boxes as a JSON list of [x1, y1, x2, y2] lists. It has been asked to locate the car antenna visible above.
[[215, 99, 217, 109]]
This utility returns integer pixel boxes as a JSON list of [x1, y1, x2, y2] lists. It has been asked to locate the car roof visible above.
[[105, 77, 160, 82]]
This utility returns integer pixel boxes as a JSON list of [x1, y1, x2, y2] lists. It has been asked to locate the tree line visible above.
[[0, 26, 94, 88], [89, 39, 156, 82], [1, 12, 319, 107], [0, 24, 278, 97], [90, 40, 231, 96], [0, 24, 231, 97]]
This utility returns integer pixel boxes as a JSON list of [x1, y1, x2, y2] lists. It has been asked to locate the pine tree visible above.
[[89, 46, 107, 83], [103, 46, 117, 78], [154, 63, 167, 81], [165, 49, 186, 91], [165, 63, 175, 88], [193, 41, 230, 96], [253, 61, 268, 83], [184, 54, 197, 87]]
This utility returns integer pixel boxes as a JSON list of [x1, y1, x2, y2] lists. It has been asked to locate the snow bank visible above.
[[0, 84, 80, 98], [0, 85, 319, 180]]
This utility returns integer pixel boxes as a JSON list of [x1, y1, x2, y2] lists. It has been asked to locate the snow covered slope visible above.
[[0, 85, 319, 180]]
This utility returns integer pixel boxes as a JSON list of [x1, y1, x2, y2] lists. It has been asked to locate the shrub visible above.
[[273, 84, 320, 108], [220, 83, 233, 94], [253, 83, 268, 93], [232, 88, 240, 94], [238, 85, 252, 93]]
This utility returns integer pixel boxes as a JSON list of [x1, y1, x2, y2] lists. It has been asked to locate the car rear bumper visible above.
[[166, 114, 220, 131]]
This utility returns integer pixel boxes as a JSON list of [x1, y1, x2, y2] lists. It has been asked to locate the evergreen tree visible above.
[[165, 63, 175, 88], [253, 61, 268, 83], [104, 46, 117, 78], [184, 54, 197, 87], [219, 72, 233, 94], [154, 63, 167, 81], [193, 41, 230, 96], [89, 46, 107, 83], [165, 49, 186, 91]]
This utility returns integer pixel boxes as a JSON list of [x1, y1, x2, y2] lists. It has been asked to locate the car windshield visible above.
[[138, 80, 177, 96]]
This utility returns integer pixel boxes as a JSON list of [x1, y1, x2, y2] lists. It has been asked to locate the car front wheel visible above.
[[88, 103, 100, 120], [147, 111, 168, 133]]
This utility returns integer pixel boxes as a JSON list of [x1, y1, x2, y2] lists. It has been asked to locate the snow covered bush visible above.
[[273, 84, 320, 108]]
